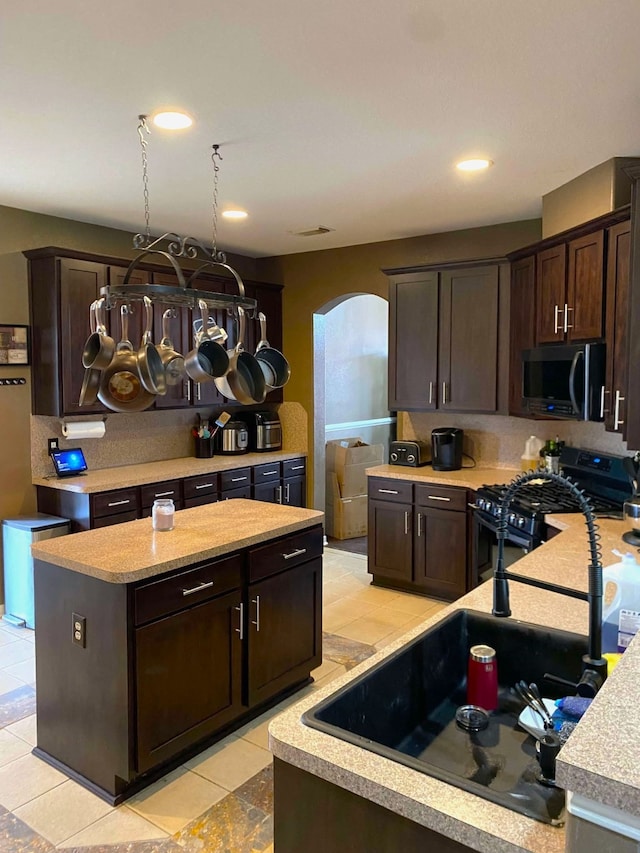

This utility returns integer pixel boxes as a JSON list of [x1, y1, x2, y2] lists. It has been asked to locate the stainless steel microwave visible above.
[[521, 343, 606, 420]]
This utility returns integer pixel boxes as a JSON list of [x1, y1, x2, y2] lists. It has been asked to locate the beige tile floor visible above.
[[0, 547, 446, 851]]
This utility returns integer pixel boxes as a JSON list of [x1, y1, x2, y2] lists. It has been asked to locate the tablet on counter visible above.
[[50, 447, 88, 477]]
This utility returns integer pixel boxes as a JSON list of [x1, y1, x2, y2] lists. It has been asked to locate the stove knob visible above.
[[390, 452, 398, 462], [517, 517, 525, 528], [477, 498, 486, 510], [508, 513, 516, 525], [407, 454, 416, 463]]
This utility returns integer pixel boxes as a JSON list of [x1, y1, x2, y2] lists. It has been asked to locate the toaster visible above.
[[389, 440, 430, 467]]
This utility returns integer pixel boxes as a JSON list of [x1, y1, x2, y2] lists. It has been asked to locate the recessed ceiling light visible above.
[[456, 158, 493, 172], [222, 210, 248, 220], [152, 111, 193, 130]]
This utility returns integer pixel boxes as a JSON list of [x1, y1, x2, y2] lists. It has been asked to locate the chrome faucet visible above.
[[492, 470, 608, 693]]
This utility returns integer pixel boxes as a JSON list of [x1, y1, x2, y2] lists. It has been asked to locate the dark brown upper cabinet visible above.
[[603, 219, 631, 434], [386, 260, 507, 414], [508, 255, 536, 417]]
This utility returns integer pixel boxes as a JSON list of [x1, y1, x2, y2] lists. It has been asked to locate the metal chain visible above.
[[138, 115, 151, 244], [211, 144, 223, 260]]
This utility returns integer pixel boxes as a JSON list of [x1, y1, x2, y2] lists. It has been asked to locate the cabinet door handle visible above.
[[276, 485, 283, 504], [283, 547, 307, 560], [107, 499, 130, 507], [554, 304, 561, 334], [251, 595, 260, 632], [614, 390, 625, 430], [196, 383, 201, 402], [428, 381, 433, 405], [231, 476, 248, 483], [185, 381, 191, 402], [290, 465, 305, 471], [195, 482, 214, 490], [564, 304, 573, 332], [285, 483, 290, 503], [600, 386, 610, 418], [404, 511, 409, 535], [261, 470, 279, 476], [182, 580, 214, 597], [378, 488, 399, 495], [427, 495, 451, 502], [442, 382, 447, 405], [154, 490, 175, 498], [235, 602, 244, 640], [417, 512, 423, 537]]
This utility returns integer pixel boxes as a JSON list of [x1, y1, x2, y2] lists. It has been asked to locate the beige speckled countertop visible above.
[[366, 462, 521, 491], [32, 451, 305, 494], [269, 511, 640, 853], [31, 499, 324, 583]]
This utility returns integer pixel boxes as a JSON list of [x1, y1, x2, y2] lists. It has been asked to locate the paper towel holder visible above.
[[60, 417, 107, 440]]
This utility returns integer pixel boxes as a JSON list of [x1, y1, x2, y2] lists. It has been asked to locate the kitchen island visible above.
[[30, 499, 324, 804], [269, 507, 640, 853]]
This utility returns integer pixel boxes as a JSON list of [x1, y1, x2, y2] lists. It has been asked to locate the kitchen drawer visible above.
[[248, 525, 323, 582], [220, 486, 252, 500], [141, 480, 182, 507], [282, 457, 306, 478], [183, 494, 219, 509], [368, 477, 413, 504], [414, 483, 467, 512], [134, 554, 242, 626], [183, 473, 219, 501], [252, 462, 281, 483], [92, 487, 140, 519], [220, 467, 251, 491], [93, 509, 139, 528]]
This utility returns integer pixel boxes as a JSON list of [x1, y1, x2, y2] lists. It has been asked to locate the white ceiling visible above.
[[3, 0, 640, 258]]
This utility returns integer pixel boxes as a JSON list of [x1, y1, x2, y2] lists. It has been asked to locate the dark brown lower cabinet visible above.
[[368, 477, 469, 600], [247, 558, 322, 706], [136, 591, 243, 773], [33, 524, 322, 804], [274, 758, 474, 853]]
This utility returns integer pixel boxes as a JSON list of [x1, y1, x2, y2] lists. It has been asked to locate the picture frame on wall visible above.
[[0, 325, 30, 365]]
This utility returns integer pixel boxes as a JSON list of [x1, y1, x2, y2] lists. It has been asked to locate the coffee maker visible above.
[[431, 427, 463, 471]]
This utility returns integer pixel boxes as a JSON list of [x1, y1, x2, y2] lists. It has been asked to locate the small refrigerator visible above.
[[2, 514, 70, 629]]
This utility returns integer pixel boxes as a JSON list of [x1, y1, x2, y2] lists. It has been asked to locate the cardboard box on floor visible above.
[[325, 472, 368, 540], [325, 437, 384, 498]]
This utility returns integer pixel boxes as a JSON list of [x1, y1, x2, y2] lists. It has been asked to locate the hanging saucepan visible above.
[[156, 309, 186, 386], [215, 306, 267, 405], [184, 300, 229, 383], [137, 296, 167, 395], [79, 301, 103, 407], [255, 312, 291, 390], [82, 297, 116, 369], [97, 305, 156, 413]]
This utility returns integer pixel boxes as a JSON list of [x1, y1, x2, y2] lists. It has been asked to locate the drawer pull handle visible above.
[[283, 547, 307, 560], [290, 465, 305, 471], [427, 495, 451, 502], [252, 595, 260, 632], [154, 491, 175, 498], [182, 580, 214, 596], [235, 602, 244, 640], [261, 470, 279, 476], [195, 483, 214, 490], [231, 477, 248, 483], [378, 488, 399, 495], [107, 499, 130, 507]]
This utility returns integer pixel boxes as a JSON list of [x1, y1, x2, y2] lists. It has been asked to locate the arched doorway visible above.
[[313, 293, 395, 523]]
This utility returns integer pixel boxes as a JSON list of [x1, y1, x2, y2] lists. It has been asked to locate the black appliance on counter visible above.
[[472, 446, 633, 585], [521, 342, 605, 421], [240, 411, 282, 452], [431, 427, 463, 471], [389, 440, 430, 467], [215, 420, 249, 454]]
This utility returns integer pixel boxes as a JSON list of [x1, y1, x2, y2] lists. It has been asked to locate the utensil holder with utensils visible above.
[[194, 436, 214, 458]]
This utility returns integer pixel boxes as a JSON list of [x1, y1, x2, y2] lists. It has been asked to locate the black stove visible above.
[[474, 447, 633, 548]]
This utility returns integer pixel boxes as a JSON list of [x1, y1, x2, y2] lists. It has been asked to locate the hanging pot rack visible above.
[[99, 124, 256, 316]]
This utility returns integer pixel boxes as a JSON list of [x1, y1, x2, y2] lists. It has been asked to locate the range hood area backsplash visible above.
[[30, 402, 307, 479], [401, 411, 628, 469]]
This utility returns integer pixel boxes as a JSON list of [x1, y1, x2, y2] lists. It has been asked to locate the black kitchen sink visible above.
[[303, 608, 588, 826]]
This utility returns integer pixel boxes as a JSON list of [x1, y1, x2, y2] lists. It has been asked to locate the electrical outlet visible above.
[[48, 438, 59, 454], [72, 613, 86, 647]]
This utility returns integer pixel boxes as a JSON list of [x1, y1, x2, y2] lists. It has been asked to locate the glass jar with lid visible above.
[[152, 498, 175, 531]]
